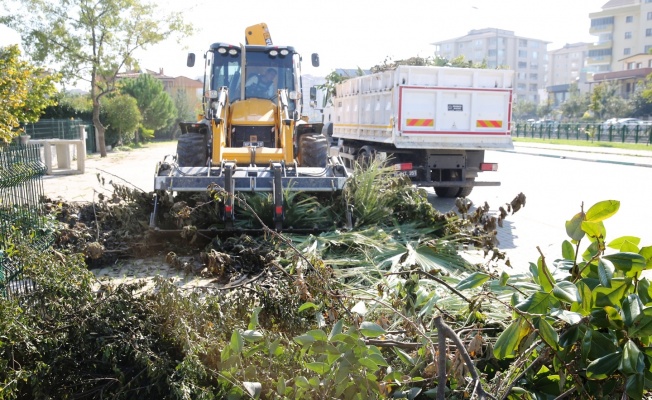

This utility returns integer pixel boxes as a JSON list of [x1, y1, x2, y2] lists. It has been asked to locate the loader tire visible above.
[[299, 134, 328, 168], [176, 132, 208, 167]]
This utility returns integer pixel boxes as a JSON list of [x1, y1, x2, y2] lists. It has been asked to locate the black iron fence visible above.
[[0, 143, 49, 299], [512, 122, 652, 145]]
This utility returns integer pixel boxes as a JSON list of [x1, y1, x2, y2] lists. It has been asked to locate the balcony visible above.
[[589, 25, 613, 35]]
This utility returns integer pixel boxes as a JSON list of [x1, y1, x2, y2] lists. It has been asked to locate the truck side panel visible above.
[[332, 65, 514, 150]]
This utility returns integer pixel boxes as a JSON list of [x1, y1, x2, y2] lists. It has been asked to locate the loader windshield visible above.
[[210, 46, 297, 112]]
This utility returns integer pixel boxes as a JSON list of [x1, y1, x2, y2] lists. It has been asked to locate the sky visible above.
[[1, 0, 609, 81]]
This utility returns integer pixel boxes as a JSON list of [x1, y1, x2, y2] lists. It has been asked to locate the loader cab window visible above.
[[243, 50, 296, 112], [210, 50, 242, 101]]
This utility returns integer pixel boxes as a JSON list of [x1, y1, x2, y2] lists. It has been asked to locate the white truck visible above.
[[326, 65, 514, 197]]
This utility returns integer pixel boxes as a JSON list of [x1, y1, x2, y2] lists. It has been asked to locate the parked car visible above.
[[616, 118, 644, 127], [531, 119, 559, 131]]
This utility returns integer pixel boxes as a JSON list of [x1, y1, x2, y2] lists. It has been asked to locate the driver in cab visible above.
[[245, 68, 277, 99]]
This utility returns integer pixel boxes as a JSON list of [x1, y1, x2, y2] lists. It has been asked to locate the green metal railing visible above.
[[0, 143, 48, 299], [512, 122, 652, 145]]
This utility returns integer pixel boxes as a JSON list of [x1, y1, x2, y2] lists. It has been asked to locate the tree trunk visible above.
[[92, 92, 107, 157]]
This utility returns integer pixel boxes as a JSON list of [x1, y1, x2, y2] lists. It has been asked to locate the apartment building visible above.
[[431, 28, 549, 103], [546, 43, 591, 105], [588, 0, 652, 73]]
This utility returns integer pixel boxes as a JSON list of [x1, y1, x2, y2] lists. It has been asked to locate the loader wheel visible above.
[[299, 134, 328, 167], [176, 132, 208, 167]]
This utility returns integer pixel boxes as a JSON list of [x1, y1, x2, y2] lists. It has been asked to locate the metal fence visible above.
[[0, 143, 48, 299], [512, 122, 652, 145], [21, 118, 97, 153]]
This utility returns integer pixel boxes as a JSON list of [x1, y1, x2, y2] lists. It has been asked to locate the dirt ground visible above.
[[40, 141, 215, 289], [41, 141, 177, 203]]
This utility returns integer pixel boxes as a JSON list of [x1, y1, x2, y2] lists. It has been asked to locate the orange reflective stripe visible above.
[[476, 120, 503, 128], [406, 118, 434, 127]]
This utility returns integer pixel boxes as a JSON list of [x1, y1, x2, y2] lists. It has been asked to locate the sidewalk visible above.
[[511, 141, 652, 167]]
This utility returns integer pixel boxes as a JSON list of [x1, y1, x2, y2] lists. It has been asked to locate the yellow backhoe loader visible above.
[[151, 23, 348, 231]]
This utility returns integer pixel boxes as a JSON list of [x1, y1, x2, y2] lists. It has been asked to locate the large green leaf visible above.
[[455, 272, 490, 290], [585, 200, 620, 222], [494, 318, 532, 359], [538, 260, 556, 293], [581, 220, 606, 241], [597, 258, 615, 288], [306, 362, 330, 375], [640, 246, 652, 269], [359, 321, 386, 338], [328, 320, 344, 342], [230, 330, 244, 354], [604, 252, 647, 276], [561, 240, 575, 260], [622, 294, 643, 327], [586, 351, 621, 380], [637, 279, 652, 305], [537, 318, 559, 350], [629, 307, 652, 337], [619, 340, 644, 375], [626, 374, 644, 400], [594, 278, 631, 308], [608, 236, 641, 251], [242, 330, 264, 343], [553, 281, 581, 304], [517, 291, 556, 315], [565, 212, 586, 242]]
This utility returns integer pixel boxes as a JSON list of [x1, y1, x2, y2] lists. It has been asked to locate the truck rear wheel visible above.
[[434, 179, 475, 198], [176, 132, 208, 167], [434, 186, 460, 198], [299, 134, 328, 167]]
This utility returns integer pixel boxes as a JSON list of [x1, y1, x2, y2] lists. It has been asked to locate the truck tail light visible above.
[[393, 163, 413, 171], [480, 163, 498, 172]]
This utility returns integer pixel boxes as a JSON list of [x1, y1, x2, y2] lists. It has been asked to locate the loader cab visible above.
[[205, 43, 301, 115]]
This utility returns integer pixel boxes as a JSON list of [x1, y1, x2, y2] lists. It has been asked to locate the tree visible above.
[[119, 74, 176, 137], [512, 99, 538, 121], [102, 94, 141, 146], [559, 82, 590, 121], [630, 74, 652, 118], [0, 45, 59, 143], [590, 81, 632, 120], [1, 0, 192, 156]]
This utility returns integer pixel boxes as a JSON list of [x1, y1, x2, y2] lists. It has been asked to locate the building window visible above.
[[518, 61, 527, 69], [530, 62, 538, 69], [646, 45, 652, 53], [529, 84, 538, 91], [647, 28, 652, 37], [518, 50, 528, 57], [648, 11, 652, 20], [625, 31, 632, 39], [519, 39, 527, 47], [591, 16, 614, 28], [624, 48, 631, 55], [517, 83, 526, 90], [532, 51, 538, 59], [530, 73, 538, 80], [626, 16, 633, 23]]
